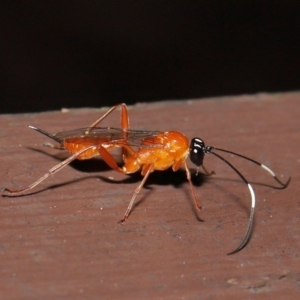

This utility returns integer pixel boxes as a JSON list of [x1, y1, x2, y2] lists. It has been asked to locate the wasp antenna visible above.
[[260, 163, 291, 188], [27, 125, 61, 143], [227, 183, 255, 255], [213, 147, 290, 189], [208, 150, 255, 254]]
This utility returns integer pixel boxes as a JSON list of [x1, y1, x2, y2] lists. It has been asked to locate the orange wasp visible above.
[[3, 103, 290, 254]]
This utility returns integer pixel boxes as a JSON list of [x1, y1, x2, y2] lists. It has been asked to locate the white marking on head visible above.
[[194, 138, 203, 143]]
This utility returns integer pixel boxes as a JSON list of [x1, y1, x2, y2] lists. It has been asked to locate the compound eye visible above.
[[189, 138, 205, 166]]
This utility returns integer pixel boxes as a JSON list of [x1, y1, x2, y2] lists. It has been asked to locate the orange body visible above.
[[3, 104, 200, 224], [64, 131, 190, 175]]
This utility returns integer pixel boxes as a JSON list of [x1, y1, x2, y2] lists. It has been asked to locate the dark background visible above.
[[1, 1, 299, 114]]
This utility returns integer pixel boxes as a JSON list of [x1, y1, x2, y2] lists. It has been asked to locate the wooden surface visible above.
[[0, 93, 299, 299]]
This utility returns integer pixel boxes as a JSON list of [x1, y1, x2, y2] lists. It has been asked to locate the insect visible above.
[[3, 103, 290, 254]]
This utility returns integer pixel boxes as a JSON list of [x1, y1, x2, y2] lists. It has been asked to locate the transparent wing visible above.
[[54, 127, 163, 148]]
